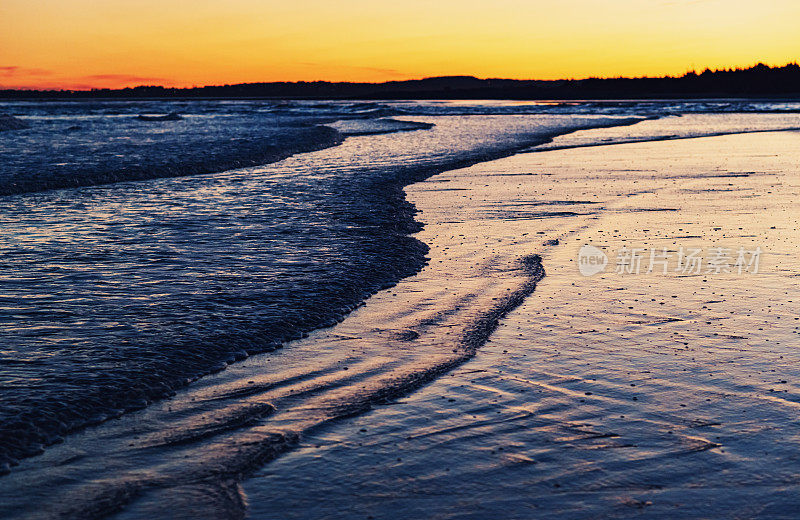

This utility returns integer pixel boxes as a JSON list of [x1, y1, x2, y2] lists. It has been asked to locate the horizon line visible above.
[[3, 61, 799, 93]]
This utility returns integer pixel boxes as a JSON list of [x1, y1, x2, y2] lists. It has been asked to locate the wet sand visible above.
[[2, 126, 798, 519], [243, 130, 800, 519]]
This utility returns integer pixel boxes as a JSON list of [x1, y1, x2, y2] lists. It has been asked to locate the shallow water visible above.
[[0, 100, 641, 473]]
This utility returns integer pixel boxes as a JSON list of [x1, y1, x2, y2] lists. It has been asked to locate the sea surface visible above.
[[1, 99, 799, 509]]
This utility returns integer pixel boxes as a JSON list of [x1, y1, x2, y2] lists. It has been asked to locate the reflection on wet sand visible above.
[[245, 130, 800, 519]]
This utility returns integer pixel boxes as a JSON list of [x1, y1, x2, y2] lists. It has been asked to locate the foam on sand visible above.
[[325, 117, 435, 136]]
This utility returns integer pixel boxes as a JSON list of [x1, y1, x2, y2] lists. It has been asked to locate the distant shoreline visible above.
[[3, 96, 800, 102], [2, 63, 799, 100]]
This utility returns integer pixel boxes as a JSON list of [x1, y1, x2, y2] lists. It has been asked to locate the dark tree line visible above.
[[2, 63, 799, 99]]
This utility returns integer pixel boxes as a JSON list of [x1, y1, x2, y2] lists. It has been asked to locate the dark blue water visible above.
[[0, 99, 798, 473]]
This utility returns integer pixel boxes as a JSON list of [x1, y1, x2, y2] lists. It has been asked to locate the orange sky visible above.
[[2, 0, 799, 89]]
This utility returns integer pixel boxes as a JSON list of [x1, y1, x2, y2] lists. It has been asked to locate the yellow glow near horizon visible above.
[[2, 0, 799, 89]]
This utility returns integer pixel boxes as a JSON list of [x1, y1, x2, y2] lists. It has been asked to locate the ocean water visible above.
[[0, 99, 799, 487]]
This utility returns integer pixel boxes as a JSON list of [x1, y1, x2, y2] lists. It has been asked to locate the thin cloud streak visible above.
[[0, 66, 53, 77], [82, 73, 167, 83]]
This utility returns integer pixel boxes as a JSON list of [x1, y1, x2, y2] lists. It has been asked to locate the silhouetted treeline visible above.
[[2, 63, 799, 99]]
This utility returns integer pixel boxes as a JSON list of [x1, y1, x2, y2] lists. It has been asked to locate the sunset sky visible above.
[[2, 0, 799, 89]]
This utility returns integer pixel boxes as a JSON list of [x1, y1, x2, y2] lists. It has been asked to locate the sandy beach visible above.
[[243, 130, 800, 519]]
